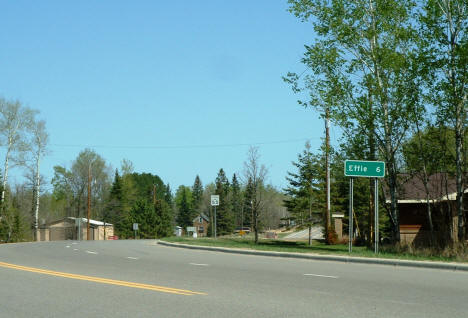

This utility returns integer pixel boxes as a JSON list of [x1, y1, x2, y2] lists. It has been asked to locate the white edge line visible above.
[[189, 263, 210, 266], [86, 251, 98, 254], [304, 274, 339, 279], [126, 257, 139, 260]]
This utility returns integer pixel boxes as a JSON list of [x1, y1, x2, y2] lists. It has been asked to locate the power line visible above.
[[50, 137, 320, 150]]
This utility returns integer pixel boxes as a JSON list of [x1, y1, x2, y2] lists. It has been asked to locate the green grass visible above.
[[161, 236, 466, 263]]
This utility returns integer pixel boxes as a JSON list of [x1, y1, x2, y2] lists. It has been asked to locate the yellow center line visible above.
[[0, 261, 206, 296]]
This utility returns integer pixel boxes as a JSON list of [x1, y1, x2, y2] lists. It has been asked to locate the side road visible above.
[[158, 240, 468, 272]]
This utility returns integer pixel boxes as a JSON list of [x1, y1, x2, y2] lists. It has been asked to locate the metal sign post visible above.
[[345, 160, 385, 254], [211, 195, 220, 238], [349, 178, 353, 253], [374, 179, 379, 254], [133, 223, 138, 239]]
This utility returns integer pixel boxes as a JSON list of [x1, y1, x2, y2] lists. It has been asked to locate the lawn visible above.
[[161, 236, 465, 263]]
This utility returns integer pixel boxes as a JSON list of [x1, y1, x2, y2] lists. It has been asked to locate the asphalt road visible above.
[[1, 240, 468, 318]]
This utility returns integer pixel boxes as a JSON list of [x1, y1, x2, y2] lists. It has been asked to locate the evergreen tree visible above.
[[129, 199, 157, 239], [215, 169, 234, 235], [154, 199, 173, 238], [176, 186, 193, 229], [192, 175, 203, 215], [242, 177, 254, 228], [231, 174, 243, 228]]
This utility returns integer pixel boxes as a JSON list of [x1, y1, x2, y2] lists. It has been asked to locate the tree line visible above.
[[284, 0, 467, 247]]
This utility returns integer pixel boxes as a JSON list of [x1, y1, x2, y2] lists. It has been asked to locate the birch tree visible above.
[[0, 98, 36, 231], [420, 0, 468, 242], [285, 0, 421, 243], [27, 120, 49, 241]]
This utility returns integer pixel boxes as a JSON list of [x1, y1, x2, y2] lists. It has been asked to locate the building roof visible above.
[[193, 213, 210, 223], [69, 217, 113, 226], [385, 173, 467, 204]]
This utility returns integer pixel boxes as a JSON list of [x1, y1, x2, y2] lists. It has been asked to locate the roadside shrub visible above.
[[326, 227, 338, 245]]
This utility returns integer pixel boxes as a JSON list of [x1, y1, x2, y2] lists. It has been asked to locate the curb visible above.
[[157, 240, 468, 272]]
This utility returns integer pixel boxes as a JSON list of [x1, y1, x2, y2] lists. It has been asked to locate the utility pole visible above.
[[87, 164, 91, 240], [325, 107, 331, 243]]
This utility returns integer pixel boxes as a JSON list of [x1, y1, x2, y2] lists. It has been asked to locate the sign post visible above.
[[211, 195, 219, 238], [344, 160, 385, 254], [133, 223, 138, 240]]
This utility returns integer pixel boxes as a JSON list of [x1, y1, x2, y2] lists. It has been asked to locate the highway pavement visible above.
[[1, 240, 468, 317]]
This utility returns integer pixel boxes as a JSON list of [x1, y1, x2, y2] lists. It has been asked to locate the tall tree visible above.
[[0, 98, 36, 207], [420, 0, 467, 242], [51, 149, 111, 220], [284, 141, 322, 244], [286, 0, 421, 243], [192, 175, 203, 215], [231, 173, 243, 228], [175, 185, 193, 229], [243, 147, 268, 244], [215, 169, 233, 235], [27, 119, 48, 241]]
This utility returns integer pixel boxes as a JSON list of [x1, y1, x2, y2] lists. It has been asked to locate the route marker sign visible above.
[[344, 160, 385, 178], [210, 195, 220, 206]]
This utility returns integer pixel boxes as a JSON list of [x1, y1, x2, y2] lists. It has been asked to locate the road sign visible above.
[[133, 223, 138, 231], [211, 195, 220, 206], [344, 160, 385, 178]]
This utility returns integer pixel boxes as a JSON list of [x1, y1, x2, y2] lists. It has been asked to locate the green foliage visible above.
[[106, 171, 173, 238], [176, 185, 193, 229], [286, 0, 421, 243], [242, 177, 254, 228], [215, 169, 234, 235], [192, 175, 203, 214], [284, 141, 322, 226], [231, 174, 243, 228]]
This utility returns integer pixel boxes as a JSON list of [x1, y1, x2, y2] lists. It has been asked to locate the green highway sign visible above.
[[344, 160, 385, 178]]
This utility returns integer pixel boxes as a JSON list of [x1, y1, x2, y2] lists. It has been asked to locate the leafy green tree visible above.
[[285, 0, 422, 243], [51, 149, 112, 220], [215, 169, 234, 235], [419, 0, 467, 241]]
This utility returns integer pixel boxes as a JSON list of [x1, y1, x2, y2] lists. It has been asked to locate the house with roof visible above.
[[387, 173, 467, 246], [38, 217, 114, 241], [192, 213, 210, 237]]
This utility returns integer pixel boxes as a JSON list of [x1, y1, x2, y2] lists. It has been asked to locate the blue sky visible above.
[[0, 0, 341, 191]]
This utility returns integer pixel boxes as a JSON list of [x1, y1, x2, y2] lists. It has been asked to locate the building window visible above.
[[199, 217, 202, 223], [198, 226, 204, 233]]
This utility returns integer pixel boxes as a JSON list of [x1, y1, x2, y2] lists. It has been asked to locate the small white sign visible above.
[[133, 223, 138, 231], [211, 195, 220, 206]]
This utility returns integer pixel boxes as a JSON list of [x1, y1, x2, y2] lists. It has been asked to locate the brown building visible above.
[[387, 173, 467, 246], [192, 213, 210, 237], [38, 217, 114, 241]]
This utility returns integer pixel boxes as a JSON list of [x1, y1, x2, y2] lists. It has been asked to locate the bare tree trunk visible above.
[[1, 145, 12, 205], [34, 156, 41, 241]]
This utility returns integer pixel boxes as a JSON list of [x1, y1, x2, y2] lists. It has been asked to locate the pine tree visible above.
[[215, 169, 234, 235], [192, 175, 203, 215], [155, 199, 173, 238], [176, 186, 193, 229], [231, 174, 243, 228], [242, 177, 254, 228]]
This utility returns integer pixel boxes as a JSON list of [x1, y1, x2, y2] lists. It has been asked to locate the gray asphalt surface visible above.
[[1, 240, 468, 318]]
